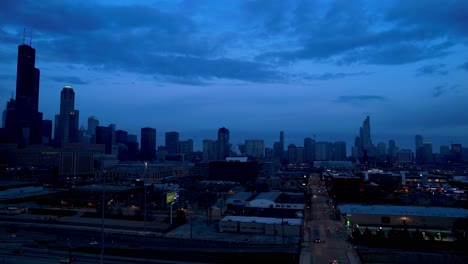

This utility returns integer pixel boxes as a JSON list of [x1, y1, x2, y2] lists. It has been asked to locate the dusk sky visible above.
[[1, 0, 467, 151]]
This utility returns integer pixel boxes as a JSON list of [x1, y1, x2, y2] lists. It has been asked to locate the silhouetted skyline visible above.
[[0, 0, 467, 151]]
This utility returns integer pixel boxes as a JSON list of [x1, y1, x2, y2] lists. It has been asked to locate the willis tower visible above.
[[4, 42, 43, 146]]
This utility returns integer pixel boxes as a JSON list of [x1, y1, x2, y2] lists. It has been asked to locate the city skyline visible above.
[[0, 0, 467, 151]]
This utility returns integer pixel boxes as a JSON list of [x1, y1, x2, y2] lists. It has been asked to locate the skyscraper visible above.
[[203, 139, 218, 162], [303, 137, 316, 163], [244, 139, 264, 158], [333, 141, 347, 161], [141, 127, 156, 161], [165, 131, 179, 155], [95, 126, 113, 154], [87, 116, 99, 137], [4, 43, 43, 146], [360, 116, 372, 155], [217, 127, 230, 160], [55, 86, 79, 145]]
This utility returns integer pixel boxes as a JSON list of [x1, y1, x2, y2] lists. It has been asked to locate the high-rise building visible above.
[[41, 119, 52, 145], [203, 139, 218, 162], [422, 142, 433, 163], [333, 141, 347, 161], [165, 131, 179, 155], [4, 43, 43, 146], [217, 127, 230, 160], [141, 127, 156, 161], [55, 86, 79, 145], [359, 116, 373, 157], [451, 144, 462, 163], [387, 140, 397, 158], [303, 137, 315, 163], [87, 116, 99, 137], [315, 141, 333, 161], [177, 139, 193, 154], [280, 131, 284, 158], [396, 149, 413, 163], [244, 139, 264, 158], [95, 126, 113, 154], [287, 144, 303, 164]]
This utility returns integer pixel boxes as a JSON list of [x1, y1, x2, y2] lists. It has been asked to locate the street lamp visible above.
[[100, 171, 106, 264]]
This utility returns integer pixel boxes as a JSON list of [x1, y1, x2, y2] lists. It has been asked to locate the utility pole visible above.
[[100, 171, 106, 264]]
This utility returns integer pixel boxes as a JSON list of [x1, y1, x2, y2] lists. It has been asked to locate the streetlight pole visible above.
[[100, 171, 106, 264], [144, 162, 147, 232]]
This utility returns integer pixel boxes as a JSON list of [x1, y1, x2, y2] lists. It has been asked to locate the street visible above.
[[301, 174, 361, 264]]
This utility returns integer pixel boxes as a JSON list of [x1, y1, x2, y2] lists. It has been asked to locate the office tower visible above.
[[396, 149, 413, 163], [288, 144, 303, 164], [95, 126, 113, 154], [141, 127, 156, 161], [377, 142, 387, 157], [303, 137, 316, 163], [415, 135, 424, 163], [280, 131, 284, 158], [359, 116, 373, 157], [4, 43, 43, 146], [244, 139, 264, 158], [115, 130, 128, 144], [217, 127, 230, 160], [203, 139, 217, 162], [451, 144, 462, 163], [55, 86, 79, 145], [333, 141, 347, 161], [422, 142, 433, 163], [387, 140, 397, 158], [87, 116, 99, 136], [177, 139, 193, 154], [126, 134, 139, 161], [165, 131, 179, 154], [315, 141, 333, 161], [41, 119, 52, 145]]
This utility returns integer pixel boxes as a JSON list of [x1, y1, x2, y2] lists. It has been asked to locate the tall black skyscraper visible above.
[[165, 131, 179, 155], [4, 43, 43, 146], [217, 127, 230, 160], [54, 86, 79, 145], [141, 127, 156, 161]]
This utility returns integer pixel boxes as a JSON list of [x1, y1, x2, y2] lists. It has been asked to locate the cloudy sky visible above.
[[0, 0, 467, 151]]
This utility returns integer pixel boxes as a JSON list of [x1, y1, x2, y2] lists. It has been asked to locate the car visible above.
[[314, 238, 321, 243], [331, 260, 339, 264], [89, 240, 99, 245], [59, 257, 76, 263]]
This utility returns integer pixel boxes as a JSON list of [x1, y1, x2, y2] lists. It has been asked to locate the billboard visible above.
[[166, 191, 178, 205]]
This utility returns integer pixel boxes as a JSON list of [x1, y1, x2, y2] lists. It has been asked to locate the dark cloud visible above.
[[255, 0, 464, 65], [416, 64, 448, 76], [432, 84, 459, 98], [459, 61, 468, 71], [303, 72, 370, 81], [336, 95, 387, 104], [386, 0, 468, 37], [49, 76, 88, 85]]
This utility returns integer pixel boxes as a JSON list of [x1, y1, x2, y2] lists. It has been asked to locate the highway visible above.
[[302, 174, 361, 264]]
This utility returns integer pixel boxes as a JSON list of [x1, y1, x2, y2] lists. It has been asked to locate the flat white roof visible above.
[[338, 204, 468, 218], [221, 216, 302, 225]]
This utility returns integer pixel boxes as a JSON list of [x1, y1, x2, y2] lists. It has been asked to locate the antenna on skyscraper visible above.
[[22, 28, 26, 44], [29, 28, 32, 46]]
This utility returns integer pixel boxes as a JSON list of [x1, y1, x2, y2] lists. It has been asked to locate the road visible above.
[[301, 174, 361, 264]]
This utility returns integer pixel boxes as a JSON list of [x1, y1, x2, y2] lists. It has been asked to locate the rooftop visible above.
[[338, 204, 468, 218]]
